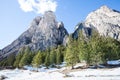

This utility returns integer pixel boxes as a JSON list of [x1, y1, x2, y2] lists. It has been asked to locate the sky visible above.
[[0, 0, 120, 49]]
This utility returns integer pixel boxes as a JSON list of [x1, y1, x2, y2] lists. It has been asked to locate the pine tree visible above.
[[103, 37, 120, 61], [50, 48, 56, 65], [19, 47, 31, 67], [45, 54, 50, 68], [7, 53, 15, 66], [44, 49, 50, 68], [32, 51, 43, 71], [0, 58, 7, 67], [87, 30, 103, 66], [77, 30, 103, 66], [77, 30, 89, 63], [65, 34, 79, 69], [14, 49, 24, 67], [56, 45, 62, 65]]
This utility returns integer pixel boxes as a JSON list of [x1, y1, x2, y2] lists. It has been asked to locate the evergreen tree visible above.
[[77, 30, 88, 62], [45, 54, 50, 68], [7, 53, 15, 66], [32, 51, 43, 71], [103, 37, 120, 61], [0, 59, 8, 67], [14, 49, 24, 67], [65, 34, 79, 69], [56, 45, 64, 65], [44, 49, 50, 68], [78, 30, 104, 66], [19, 47, 31, 67], [88, 30, 103, 66], [50, 48, 56, 65]]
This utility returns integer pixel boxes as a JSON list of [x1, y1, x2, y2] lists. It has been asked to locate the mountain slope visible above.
[[0, 11, 68, 60], [73, 6, 120, 40]]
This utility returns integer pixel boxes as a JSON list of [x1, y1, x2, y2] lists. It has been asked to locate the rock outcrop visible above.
[[0, 11, 68, 60], [73, 6, 120, 40]]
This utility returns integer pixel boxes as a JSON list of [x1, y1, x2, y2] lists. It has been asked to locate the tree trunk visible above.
[[71, 64, 74, 69]]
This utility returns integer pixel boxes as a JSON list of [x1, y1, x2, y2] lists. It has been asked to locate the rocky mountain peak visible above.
[[73, 6, 120, 40], [44, 11, 56, 20], [98, 5, 112, 13], [0, 11, 68, 60]]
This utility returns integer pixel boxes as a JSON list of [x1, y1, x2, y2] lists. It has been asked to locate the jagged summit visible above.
[[73, 5, 120, 40], [0, 11, 68, 60], [98, 5, 112, 12], [44, 11, 56, 20]]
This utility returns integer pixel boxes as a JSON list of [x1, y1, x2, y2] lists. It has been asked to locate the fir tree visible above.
[[32, 51, 43, 71], [7, 53, 15, 66], [14, 49, 24, 67], [44, 49, 50, 68], [50, 48, 56, 65], [19, 47, 31, 67], [65, 34, 79, 69]]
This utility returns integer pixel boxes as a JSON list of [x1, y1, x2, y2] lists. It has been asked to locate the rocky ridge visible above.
[[0, 11, 68, 60], [73, 6, 120, 40]]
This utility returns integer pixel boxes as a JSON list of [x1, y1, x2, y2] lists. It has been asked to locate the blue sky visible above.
[[0, 0, 120, 49]]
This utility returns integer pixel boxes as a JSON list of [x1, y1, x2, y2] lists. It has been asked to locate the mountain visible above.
[[0, 11, 68, 60], [1, 5, 120, 60], [73, 5, 120, 39]]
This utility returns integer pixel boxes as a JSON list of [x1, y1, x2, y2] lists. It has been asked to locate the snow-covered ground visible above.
[[0, 67, 120, 80]]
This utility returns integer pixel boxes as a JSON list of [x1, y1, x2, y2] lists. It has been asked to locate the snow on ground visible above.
[[107, 60, 120, 65], [0, 67, 120, 80]]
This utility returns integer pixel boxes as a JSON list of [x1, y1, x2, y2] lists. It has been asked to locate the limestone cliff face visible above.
[[0, 11, 68, 60], [73, 6, 120, 40]]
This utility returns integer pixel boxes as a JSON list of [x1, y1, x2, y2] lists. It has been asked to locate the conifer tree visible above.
[[44, 49, 50, 68], [56, 45, 62, 65], [65, 34, 79, 69], [19, 47, 31, 67], [32, 51, 42, 71], [50, 48, 56, 65], [45, 54, 50, 68], [14, 48, 24, 67], [7, 53, 15, 66]]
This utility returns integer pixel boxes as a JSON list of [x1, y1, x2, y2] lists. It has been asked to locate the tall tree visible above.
[[77, 30, 104, 66], [56, 45, 65, 65], [7, 53, 15, 66], [50, 48, 56, 65], [19, 47, 31, 67], [14, 48, 24, 67], [65, 34, 79, 69], [44, 49, 50, 68], [45, 53, 50, 68], [32, 51, 43, 71]]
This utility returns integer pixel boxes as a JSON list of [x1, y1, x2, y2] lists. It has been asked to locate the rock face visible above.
[[73, 6, 120, 40], [72, 22, 92, 39], [0, 11, 68, 60]]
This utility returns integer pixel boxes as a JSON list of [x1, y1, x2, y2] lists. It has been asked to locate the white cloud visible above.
[[18, 0, 57, 14]]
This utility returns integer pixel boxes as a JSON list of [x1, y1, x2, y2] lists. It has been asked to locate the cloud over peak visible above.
[[18, 0, 57, 14]]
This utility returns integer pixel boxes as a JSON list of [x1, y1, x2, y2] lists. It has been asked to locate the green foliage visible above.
[[0, 58, 8, 67], [77, 30, 87, 61], [32, 51, 43, 68], [44, 53, 50, 68], [103, 37, 120, 61], [65, 34, 79, 69], [7, 53, 15, 66], [50, 48, 56, 64], [2, 29, 120, 69], [77, 30, 120, 66], [19, 47, 33, 67], [56, 45, 65, 64], [14, 49, 24, 67]]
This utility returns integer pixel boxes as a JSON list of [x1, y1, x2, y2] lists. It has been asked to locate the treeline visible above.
[[0, 45, 66, 69], [65, 30, 120, 69], [0, 30, 120, 69]]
